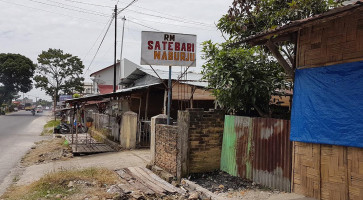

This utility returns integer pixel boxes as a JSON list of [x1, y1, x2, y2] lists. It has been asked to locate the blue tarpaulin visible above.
[[291, 61, 363, 148]]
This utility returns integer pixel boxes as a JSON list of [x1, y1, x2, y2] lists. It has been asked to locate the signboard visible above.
[[59, 95, 73, 102], [141, 31, 197, 67]]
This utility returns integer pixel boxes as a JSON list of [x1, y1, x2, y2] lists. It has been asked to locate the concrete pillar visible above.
[[150, 114, 167, 164], [120, 111, 137, 149]]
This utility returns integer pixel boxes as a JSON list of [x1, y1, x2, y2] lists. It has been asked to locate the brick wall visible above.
[[177, 109, 225, 177], [155, 124, 178, 176], [154, 109, 224, 179], [187, 109, 224, 173]]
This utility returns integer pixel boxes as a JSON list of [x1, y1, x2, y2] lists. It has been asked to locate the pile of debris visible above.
[[20, 137, 73, 166], [189, 171, 262, 194]]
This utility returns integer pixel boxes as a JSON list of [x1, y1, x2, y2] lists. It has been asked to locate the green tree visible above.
[[202, 41, 289, 117], [220, 0, 343, 42], [34, 49, 85, 102], [202, 0, 343, 117], [0, 53, 36, 105], [218, 0, 343, 75]]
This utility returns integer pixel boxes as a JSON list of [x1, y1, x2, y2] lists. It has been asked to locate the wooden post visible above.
[[265, 40, 294, 78], [75, 106, 79, 151], [138, 97, 142, 120], [145, 88, 150, 119], [189, 86, 196, 109], [71, 105, 75, 144], [163, 89, 167, 114]]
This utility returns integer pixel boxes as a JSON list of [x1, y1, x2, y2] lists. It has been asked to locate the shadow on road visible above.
[[2, 114, 44, 117]]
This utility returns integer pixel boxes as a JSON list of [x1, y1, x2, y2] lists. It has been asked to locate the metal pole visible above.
[[113, 5, 117, 93], [167, 66, 172, 125], [71, 104, 75, 144], [54, 92, 57, 121], [75, 107, 79, 152], [119, 16, 126, 68]]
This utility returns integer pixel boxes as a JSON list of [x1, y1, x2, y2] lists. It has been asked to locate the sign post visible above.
[[140, 31, 197, 124]]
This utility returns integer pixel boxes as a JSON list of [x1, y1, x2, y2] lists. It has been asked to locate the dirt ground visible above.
[[21, 137, 73, 167], [189, 171, 312, 200]]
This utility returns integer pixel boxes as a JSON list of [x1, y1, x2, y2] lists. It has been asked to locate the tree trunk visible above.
[[252, 102, 270, 118]]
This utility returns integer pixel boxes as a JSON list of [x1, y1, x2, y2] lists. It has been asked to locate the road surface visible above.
[[0, 110, 49, 192]]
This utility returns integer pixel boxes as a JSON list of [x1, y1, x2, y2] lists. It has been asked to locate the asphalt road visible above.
[[0, 110, 49, 187]]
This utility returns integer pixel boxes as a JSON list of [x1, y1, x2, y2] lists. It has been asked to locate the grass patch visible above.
[[41, 120, 60, 136], [44, 120, 61, 129], [1, 168, 121, 200], [90, 127, 116, 142]]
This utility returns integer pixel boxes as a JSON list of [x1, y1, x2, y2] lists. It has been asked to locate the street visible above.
[[0, 110, 48, 191]]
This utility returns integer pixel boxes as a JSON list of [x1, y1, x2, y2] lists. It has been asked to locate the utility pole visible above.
[[54, 91, 56, 121], [167, 66, 172, 125], [119, 16, 126, 89], [113, 5, 118, 93]]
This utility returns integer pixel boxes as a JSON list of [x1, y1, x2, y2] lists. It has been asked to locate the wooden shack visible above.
[[244, 2, 363, 199]]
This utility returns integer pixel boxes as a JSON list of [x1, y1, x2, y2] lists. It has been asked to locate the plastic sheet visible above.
[[291, 61, 363, 147]]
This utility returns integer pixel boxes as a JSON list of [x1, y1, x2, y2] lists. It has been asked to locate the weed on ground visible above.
[[41, 120, 60, 136], [1, 168, 121, 200], [21, 138, 72, 167]]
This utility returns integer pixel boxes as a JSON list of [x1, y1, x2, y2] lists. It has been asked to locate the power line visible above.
[[125, 9, 214, 28], [131, 5, 215, 27], [114, 1, 214, 28], [83, 15, 114, 63], [127, 19, 161, 31], [45, 0, 110, 16], [85, 15, 115, 75], [25, 0, 109, 17], [127, 16, 217, 31], [0, 0, 107, 24], [60, 0, 113, 8], [117, 0, 138, 15]]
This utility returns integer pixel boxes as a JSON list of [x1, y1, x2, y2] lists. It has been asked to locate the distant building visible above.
[[90, 58, 139, 94], [82, 82, 93, 95]]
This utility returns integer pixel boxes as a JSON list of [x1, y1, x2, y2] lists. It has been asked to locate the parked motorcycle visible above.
[[59, 122, 87, 134]]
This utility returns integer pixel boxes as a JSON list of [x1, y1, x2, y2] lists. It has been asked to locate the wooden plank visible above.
[[127, 167, 165, 194], [133, 167, 178, 193], [123, 168, 155, 195], [140, 167, 185, 194], [116, 169, 134, 181]]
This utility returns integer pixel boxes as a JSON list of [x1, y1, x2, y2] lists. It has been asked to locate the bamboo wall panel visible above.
[[293, 143, 363, 200], [297, 10, 363, 69], [172, 83, 215, 101], [293, 142, 321, 199], [348, 147, 363, 200], [320, 145, 348, 200]]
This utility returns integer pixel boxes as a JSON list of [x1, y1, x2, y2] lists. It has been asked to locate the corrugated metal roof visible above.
[[179, 81, 209, 88], [115, 83, 161, 93], [242, 1, 363, 44], [120, 66, 205, 85], [66, 83, 162, 103], [138, 66, 203, 81]]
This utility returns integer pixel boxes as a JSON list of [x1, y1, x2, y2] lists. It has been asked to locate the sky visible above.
[[0, 0, 232, 101]]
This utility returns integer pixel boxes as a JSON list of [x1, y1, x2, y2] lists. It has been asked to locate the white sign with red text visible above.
[[141, 31, 197, 67]]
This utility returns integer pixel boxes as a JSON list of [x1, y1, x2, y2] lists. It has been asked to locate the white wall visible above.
[[121, 58, 139, 79], [91, 63, 120, 94], [90, 59, 140, 94]]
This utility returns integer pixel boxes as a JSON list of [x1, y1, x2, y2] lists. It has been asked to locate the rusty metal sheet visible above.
[[252, 117, 292, 192], [220, 115, 292, 192], [235, 116, 253, 180], [220, 115, 237, 176]]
